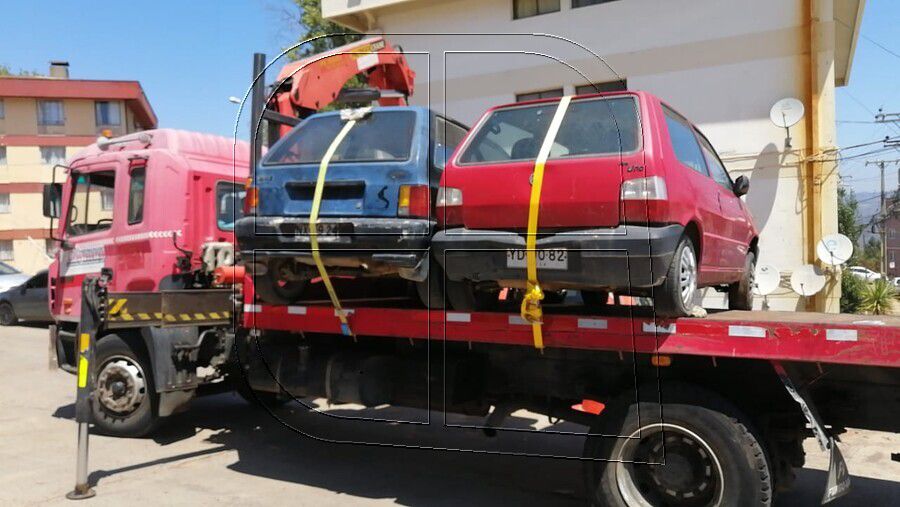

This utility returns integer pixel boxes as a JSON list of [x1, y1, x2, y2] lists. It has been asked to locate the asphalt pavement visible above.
[[1, 324, 898, 506]]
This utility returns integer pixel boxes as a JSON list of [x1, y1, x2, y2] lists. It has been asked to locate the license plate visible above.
[[506, 249, 568, 270], [280, 222, 348, 237]]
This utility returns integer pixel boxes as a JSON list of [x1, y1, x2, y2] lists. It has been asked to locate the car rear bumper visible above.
[[431, 224, 684, 290], [236, 216, 433, 277]]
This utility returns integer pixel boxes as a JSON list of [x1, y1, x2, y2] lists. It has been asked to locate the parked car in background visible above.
[[848, 266, 881, 283], [432, 91, 758, 317], [237, 107, 468, 307], [0, 261, 30, 293], [0, 270, 50, 326]]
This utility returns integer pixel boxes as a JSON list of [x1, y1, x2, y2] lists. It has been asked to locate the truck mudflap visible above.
[[106, 289, 234, 328], [771, 361, 851, 504]]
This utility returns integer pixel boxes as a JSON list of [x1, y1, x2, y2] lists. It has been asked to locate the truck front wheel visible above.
[[584, 399, 771, 506], [91, 334, 160, 437]]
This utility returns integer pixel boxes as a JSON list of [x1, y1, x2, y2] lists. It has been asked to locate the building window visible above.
[[515, 87, 564, 102], [0, 99, 5, 119], [891, 228, 896, 238], [572, 0, 619, 8], [46, 239, 59, 257], [37, 100, 65, 126], [514, 0, 560, 19], [0, 193, 9, 213], [0, 241, 12, 261], [575, 79, 628, 95], [0, 146, 6, 166], [128, 167, 145, 224], [95, 101, 122, 126], [40, 146, 66, 165]]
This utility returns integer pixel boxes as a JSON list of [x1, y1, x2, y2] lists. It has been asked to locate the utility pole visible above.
[[865, 158, 900, 275]]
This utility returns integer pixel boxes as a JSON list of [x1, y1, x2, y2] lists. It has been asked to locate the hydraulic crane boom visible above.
[[266, 36, 416, 138]]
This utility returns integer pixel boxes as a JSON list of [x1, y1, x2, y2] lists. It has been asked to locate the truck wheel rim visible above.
[[97, 355, 146, 415], [614, 423, 724, 507], [679, 246, 697, 306]]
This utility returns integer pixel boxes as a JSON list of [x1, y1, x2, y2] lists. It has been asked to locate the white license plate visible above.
[[506, 249, 568, 270]]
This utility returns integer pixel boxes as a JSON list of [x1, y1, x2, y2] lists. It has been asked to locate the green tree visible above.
[[840, 267, 865, 313], [288, 0, 361, 59], [0, 64, 41, 76], [860, 237, 882, 272], [838, 187, 862, 251]]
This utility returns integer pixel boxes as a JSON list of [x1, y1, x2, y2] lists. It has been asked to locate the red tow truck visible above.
[[54, 38, 899, 506]]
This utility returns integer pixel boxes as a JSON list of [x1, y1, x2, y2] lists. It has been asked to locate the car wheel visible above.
[[653, 237, 699, 317], [446, 280, 497, 312], [253, 273, 307, 305], [415, 257, 445, 309], [728, 251, 756, 311], [91, 334, 160, 437], [583, 396, 772, 507], [581, 290, 609, 309], [0, 302, 16, 326]]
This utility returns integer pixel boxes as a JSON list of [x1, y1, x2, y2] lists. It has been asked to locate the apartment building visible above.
[[0, 62, 156, 273], [320, 0, 865, 312]]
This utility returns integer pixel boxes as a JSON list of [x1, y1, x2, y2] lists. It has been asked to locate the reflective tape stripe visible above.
[[79, 333, 90, 353], [728, 325, 767, 338], [108, 298, 127, 315], [578, 318, 608, 330], [288, 306, 307, 315], [826, 329, 857, 342], [445, 312, 471, 323], [642, 322, 676, 334], [244, 304, 261, 313], [77, 356, 88, 388], [509, 315, 530, 326]]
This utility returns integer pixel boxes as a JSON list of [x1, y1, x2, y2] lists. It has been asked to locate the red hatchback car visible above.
[[431, 91, 758, 316]]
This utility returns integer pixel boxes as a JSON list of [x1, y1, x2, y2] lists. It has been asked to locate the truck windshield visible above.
[[216, 182, 245, 231], [263, 110, 416, 165], [457, 96, 640, 164]]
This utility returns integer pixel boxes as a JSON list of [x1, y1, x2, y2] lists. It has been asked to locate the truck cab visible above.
[[45, 129, 249, 436]]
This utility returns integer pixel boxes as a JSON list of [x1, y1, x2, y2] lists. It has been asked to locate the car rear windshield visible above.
[[264, 111, 416, 165], [457, 96, 639, 164]]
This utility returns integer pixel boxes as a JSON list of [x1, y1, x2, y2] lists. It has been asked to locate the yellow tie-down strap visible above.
[[521, 96, 572, 350], [310, 114, 360, 337]]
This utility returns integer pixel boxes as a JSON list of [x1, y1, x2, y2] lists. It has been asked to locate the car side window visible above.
[[29, 272, 47, 288], [696, 134, 733, 190], [433, 116, 468, 170], [128, 166, 146, 225], [663, 107, 707, 176]]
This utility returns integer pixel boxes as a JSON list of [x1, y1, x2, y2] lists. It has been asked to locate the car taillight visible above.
[[398, 185, 430, 218], [621, 176, 668, 200], [436, 187, 463, 226], [243, 177, 258, 215]]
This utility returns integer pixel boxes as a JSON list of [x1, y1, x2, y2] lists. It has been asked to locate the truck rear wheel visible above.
[[584, 397, 771, 506], [91, 334, 160, 437]]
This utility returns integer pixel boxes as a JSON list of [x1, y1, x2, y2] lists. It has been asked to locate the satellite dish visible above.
[[770, 98, 805, 128], [790, 264, 827, 297], [753, 264, 781, 296], [770, 98, 805, 149], [817, 233, 854, 266]]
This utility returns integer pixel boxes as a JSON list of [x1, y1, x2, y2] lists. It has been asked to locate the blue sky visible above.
[[2, 1, 898, 194]]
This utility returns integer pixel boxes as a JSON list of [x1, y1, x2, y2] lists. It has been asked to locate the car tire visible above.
[[584, 391, 772, 507], [253, 273, 307, 305], [91, 334, 160, 438], [445, 279, 497, 312], [415, 257, 445, 309], [581, 290, 609, 309], [0, 302, 16, 326], [729, 251, 756, 311], [653, 236, 699, 317]]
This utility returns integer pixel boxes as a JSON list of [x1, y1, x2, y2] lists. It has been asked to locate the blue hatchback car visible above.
[[236, 106, 468, 306]]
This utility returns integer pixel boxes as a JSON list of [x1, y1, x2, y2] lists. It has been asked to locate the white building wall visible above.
[[336, 0, 842, 311]]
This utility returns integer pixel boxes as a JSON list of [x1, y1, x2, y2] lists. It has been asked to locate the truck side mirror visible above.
[[43, 183, 62, 218], [732, 175, 750, 197]]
